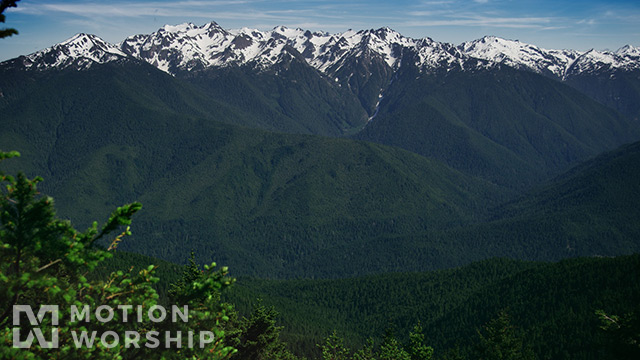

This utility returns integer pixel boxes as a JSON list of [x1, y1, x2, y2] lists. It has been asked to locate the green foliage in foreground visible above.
[[0, 151, 305, 359], [473, 311, 534, 360], [0, 152, 236, 359]]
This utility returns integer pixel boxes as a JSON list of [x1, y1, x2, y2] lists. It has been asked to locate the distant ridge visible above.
[[5, 21, 639, 79]]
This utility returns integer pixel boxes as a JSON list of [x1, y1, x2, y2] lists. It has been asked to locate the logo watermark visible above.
[[13, 305, 59, 349], [12, 305, 214, 349]]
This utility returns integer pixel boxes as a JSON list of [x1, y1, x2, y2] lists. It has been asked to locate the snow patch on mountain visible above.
[[567, 48, 640, 76], [459, 36, 581, 78], [20, 33, 127, 70], [617, 45, 640, 57], [5, 21, 640, 79], [116, 22, 478, 75], [459, 36, 640, 79]]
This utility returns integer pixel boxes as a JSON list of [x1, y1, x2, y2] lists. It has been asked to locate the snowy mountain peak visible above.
[[20, 33, 126, 70], [115, 22, 441, 74], [272, 25, 304, 37], [57, 33, 122, 57], [617, 45, 640, 57], [459, 36, 580, 78], [369, 27, 399, 38], [565, 47, 640, 76], [5, 21, 639, 79]]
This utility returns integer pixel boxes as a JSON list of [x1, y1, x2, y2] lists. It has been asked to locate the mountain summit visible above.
[[6, 21, 639, 80], [19, 33, 127, 70]]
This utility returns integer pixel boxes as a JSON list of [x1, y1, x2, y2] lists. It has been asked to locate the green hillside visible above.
[[565, 69, 640, 121], [437, 140, 640, 262], [0, 62, 505, 278], [355, 67, 640, 190], [2, 59, 640, 359]]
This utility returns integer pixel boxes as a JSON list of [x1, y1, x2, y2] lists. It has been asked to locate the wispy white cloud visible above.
[[577, 18, 597, 26], [404, 9, 556, 29], [14, 1, 275, 17], [405, 18, 553, 29], [13, 0, 381, 28], [600, 9, 640, 23], [13, 0, 561, 33], [420, 0, 455, 4], [407, 10, 451, 16]]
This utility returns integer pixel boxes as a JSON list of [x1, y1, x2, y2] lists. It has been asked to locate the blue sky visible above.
[[1, 0, 639, 62]]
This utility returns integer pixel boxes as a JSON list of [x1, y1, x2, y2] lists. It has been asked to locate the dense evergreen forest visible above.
[[3, 150, 639, 359], [225, 255, 640, 359]]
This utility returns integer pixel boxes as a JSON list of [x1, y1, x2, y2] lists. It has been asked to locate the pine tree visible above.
[[168, 250, 204, 301], [408, 323, 434, 360], [229, 301, 298, 359], [378, 326, 410, 360], [352, 338, 377, 360], [474, 310, 534, 360], [319, 330, 351, 360]]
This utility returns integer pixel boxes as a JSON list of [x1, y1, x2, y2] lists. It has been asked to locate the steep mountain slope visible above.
[[1, 36, 370, 137], [355, 66, 640, 189], [564, 67, 640, 121], [16, 33, 127, 70], [118, 23, 475, 121], [0, 60, 503, 278], [441, 140, 640, 261], [178, 53, 369, 136]]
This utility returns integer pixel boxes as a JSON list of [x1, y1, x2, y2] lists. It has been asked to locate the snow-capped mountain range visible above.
[[8, 21, 640, 80]]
